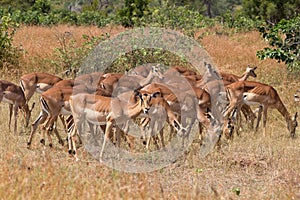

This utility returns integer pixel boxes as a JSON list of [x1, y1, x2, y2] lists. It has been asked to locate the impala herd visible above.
[[0, 62, 298, 161]]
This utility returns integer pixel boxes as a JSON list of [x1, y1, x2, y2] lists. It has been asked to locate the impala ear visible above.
[[100, 83, 105, 89], [134, 89, 142, 98]]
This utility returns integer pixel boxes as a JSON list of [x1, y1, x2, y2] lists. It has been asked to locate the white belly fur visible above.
[[2, 97, 14, 104], [85, 108, 108, 125], [36, 83, 51, 93], [243, 93, 262, 106]]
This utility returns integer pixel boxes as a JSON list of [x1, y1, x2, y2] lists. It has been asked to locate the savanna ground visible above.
[[0, 25, 299, 199]]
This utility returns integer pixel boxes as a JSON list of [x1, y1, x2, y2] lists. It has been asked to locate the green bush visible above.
[[52, 33, 107, 78], [257, 15, 300, 71], [217, 12, 265, 32], [116, 0, 150, 27], [115, 2, 214, 36], [0, 14, 20, 69]]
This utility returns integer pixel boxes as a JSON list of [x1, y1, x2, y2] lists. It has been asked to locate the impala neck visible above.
[[276, 98, 292, 123], [127, 99, 143, 118], [139, 70, 155, 87], [238, 72, 250, 81], [17, 86, 27, 106]]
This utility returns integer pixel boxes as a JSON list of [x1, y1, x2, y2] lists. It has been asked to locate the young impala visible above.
[[69, 89, 152, 160], [27, 87, 73, 148], [223, 81, 298, 137]]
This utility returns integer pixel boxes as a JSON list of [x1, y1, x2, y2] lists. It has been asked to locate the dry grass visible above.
[[0, 25, 299, 199]]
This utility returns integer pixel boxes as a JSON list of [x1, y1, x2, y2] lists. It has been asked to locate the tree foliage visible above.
[[242, 0, 300, 24], [0, 14, 20, 69], [257, 15, 300, 71], [117, 0, 150, 27]]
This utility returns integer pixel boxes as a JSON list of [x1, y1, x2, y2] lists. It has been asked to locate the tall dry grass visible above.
[[0, 25, 299, 199]]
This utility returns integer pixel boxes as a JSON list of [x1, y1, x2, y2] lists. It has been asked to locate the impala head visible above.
[[288, 112, 298, 138], [203, 61, 222, 82], [20, 102, 35, 127], [245, 65, 257, 78], [135, 90, 151, 114], [151, 65, 164, 80], [136, 89, 163, 114]]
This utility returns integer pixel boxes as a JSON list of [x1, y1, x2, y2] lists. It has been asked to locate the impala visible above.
[[75, 72, 103, 86], [139, 82, 211, 148], [220, 66, 257, 83], [203, 65, 258, 131], [69, 89, 152, 160], [163, 65, 197, 77], [97, 65, 164, 96], [223, 81, 298, 137], [27, 74, 103, 149], [27, 87, 73, 148], [0, 80, 34, 134], [20, 72, 63, 102], [138, 89, 190, 150], [141, 82, 211, 125]]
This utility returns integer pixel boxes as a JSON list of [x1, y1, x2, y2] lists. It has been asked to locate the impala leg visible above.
[[66, 120, 79, 161], [237, 105, 243, 135], [41, 114, 51, 146], [68, 125, 74, 155], [8, 104, 13, 131], [125, 133, 134, 151], [59, 115, 67, 134], [114, 126, 121, 148], [262, 106, 268, 136], [70, 124, 79, 160], [140, 117, 149, 145], [255, 105, 263, 132], [160, 130, 165, 149], [13, 104, 18, 134], [198, 122, 204, 143], [152, 121, 162, 150], [45, 116, 58, 148], [68, 122, 76, 155], [27, 111, 47, 148], [145, 124, 152, 150], [69, 116, 83, 157], [100, 120, 113, 161], [53, 125, 64, 146], [40, 113, 57, 147], [241, 105, 255, 130]]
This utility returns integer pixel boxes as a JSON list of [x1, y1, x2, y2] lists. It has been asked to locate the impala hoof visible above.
[[68, 149, 73, 154], [58, 140, 64, 146], [40, 139, 45, 145]]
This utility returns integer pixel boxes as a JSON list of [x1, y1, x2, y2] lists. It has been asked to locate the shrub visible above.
[[217, 12, 265, 32], [0, 14, 20, 69], [52, 32, 107, 78], [116, 0, 150, 27], [257, 15, 300, 71]]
